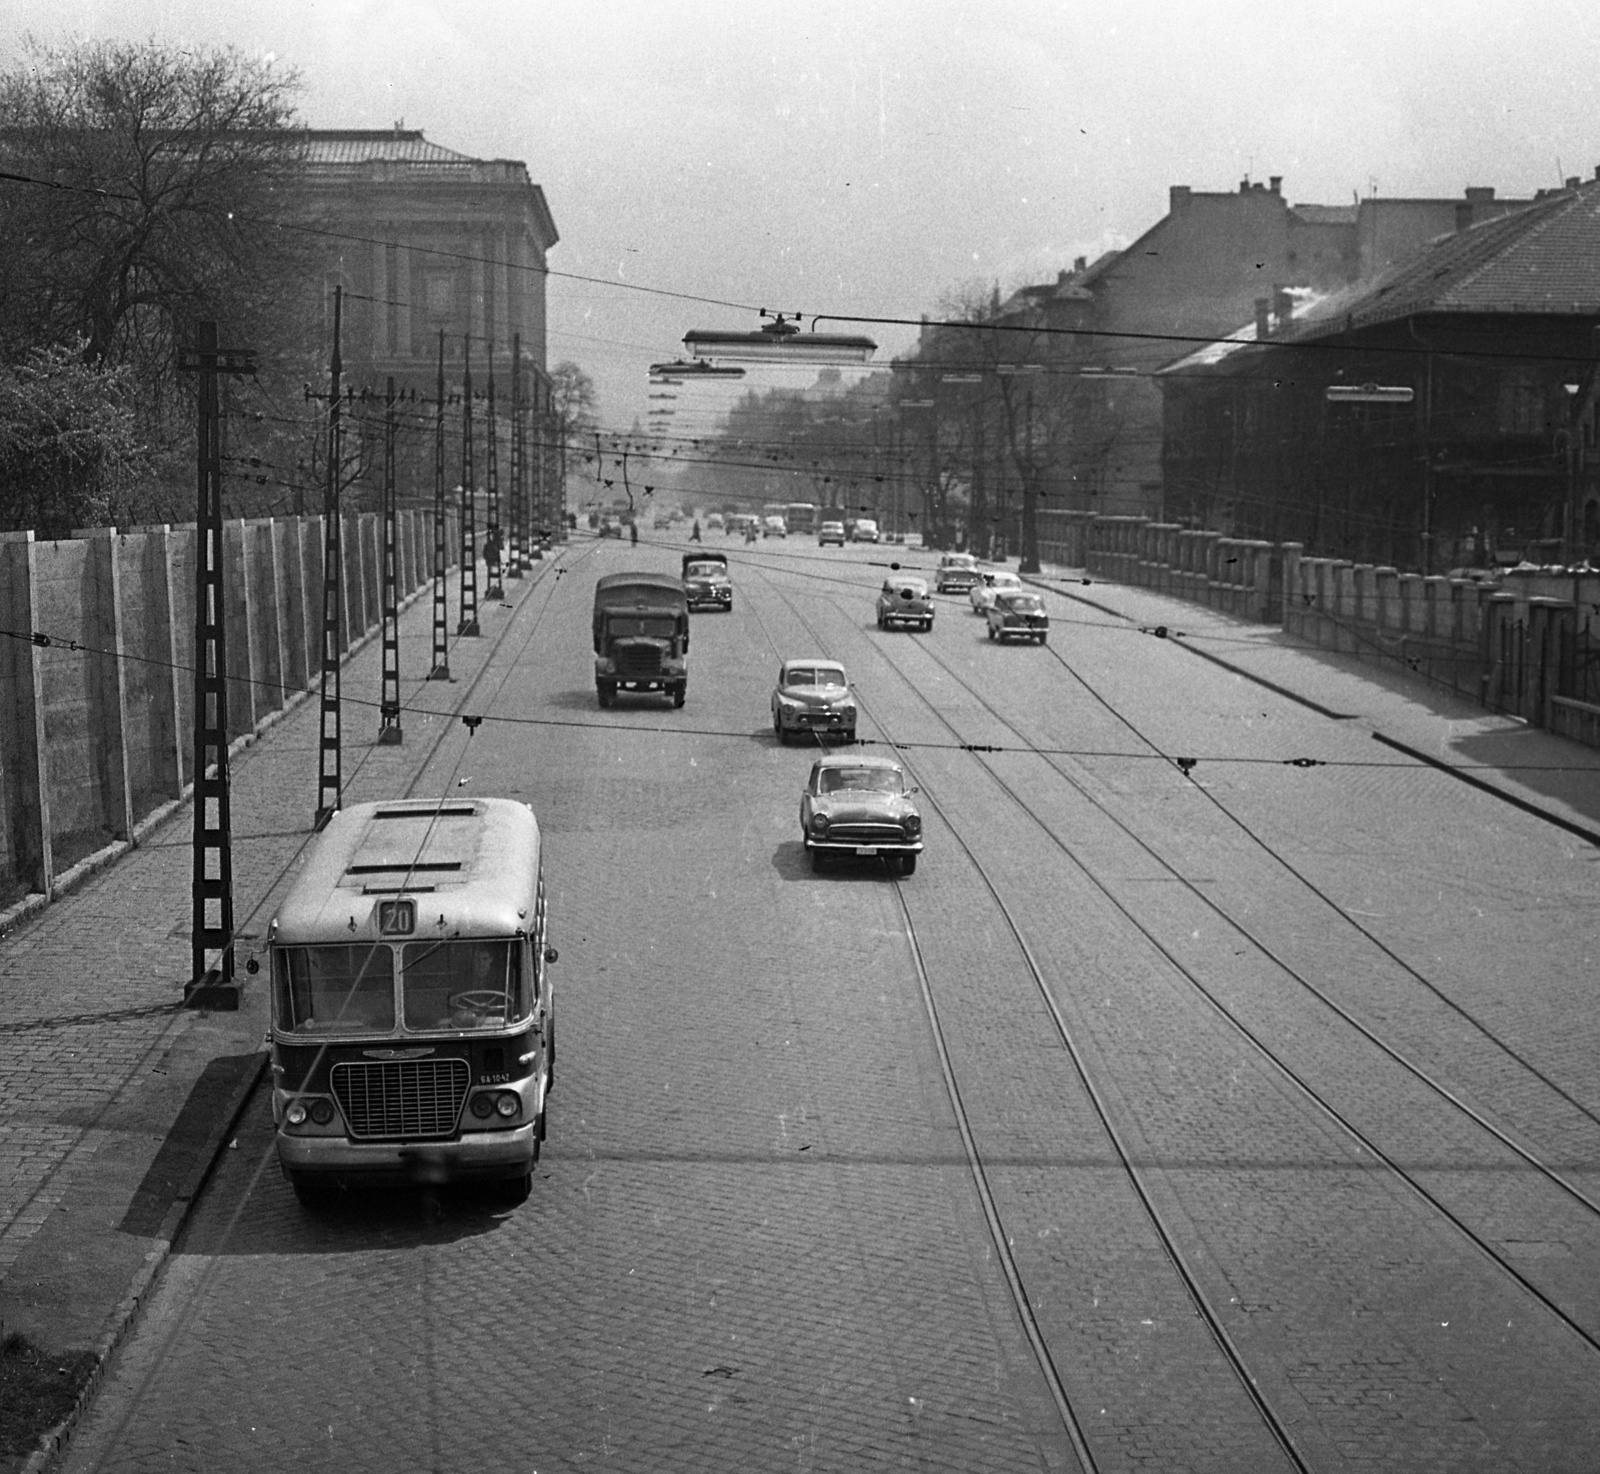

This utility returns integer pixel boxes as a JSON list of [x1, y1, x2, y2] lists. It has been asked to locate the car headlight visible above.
[[809, 813, 830, 836], [285, 1100, 308, 1126], [841, 704, 856, 718], [902, 813, 922, 838]]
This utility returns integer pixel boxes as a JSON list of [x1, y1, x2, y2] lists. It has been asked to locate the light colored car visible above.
[[986, 589, 1049, 643], [763, 515, 788, 538], [934, 552, 981, 594], [818, 521, 846, 546], [850, 518, 881, 543], [705, 512, 725, 532], [876, 576, 934, 631], [772, 658, 857, 744], [970, 568, 1024, 612], [800, 753, 922, 875]]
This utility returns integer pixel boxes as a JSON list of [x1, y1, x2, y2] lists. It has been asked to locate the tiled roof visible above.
[[1291, 181, 1600, 337], [299, 129, 478, 166]]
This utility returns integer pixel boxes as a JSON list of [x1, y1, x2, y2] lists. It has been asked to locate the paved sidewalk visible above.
[[0, 554, 554, 1472], [1027, 563, 1600, 838]]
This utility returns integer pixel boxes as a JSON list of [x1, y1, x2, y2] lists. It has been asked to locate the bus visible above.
[[268, 797, 557, 1206], [785, 502, 818, 535]]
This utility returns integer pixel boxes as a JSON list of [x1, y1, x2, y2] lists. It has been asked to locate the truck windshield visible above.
[[608, 615, 677, 638], [274, 944, 395, 1034], [402, 940, 524, 1030]]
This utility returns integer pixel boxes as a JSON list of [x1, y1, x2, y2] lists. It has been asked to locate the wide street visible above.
[[57, 533, 1600, 1473]]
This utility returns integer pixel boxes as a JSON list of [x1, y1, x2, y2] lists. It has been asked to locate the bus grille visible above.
[[332, 1058, 468, 1139]]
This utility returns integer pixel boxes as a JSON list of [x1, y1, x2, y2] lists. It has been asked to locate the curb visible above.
[[20, 1049, 270, 1473]]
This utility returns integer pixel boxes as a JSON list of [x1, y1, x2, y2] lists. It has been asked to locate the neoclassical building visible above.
[[299, 128, 559, 394]]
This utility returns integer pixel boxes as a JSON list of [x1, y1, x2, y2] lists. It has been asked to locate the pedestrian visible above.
[[691, 520, 702, 542], [629, 519, 638, 545], [484, 523, 502, 578]]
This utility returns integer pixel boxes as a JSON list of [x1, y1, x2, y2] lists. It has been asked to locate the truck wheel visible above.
[[597, 683, 615, 708], [672, 684, 686, 708]]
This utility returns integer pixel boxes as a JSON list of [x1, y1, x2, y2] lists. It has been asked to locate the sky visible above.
[[10, 0, 1600, 436]]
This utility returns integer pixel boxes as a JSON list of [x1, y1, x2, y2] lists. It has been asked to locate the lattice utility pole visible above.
[[508, 334, 525, 579], [429, 331, 451, 680], [458, 334, 480, 636], [378, 376, 403, 744], [180, 321, 254, 1006], [485, 340, 504, 599], [315, 286, 345, 829]]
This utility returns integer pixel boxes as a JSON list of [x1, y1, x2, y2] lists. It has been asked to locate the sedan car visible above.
[[876, 576, 933, 631], [849, 518, 881, 543], [818, 521, 846, 546], [682, 553, 733, 611], [800, 754, 922, 875], [970, 568, 1024, 613], [934, 553, 981, 594], [986, 589, 1049, 643], [772, 659, 857, 744], [598, 516, 624, 539]]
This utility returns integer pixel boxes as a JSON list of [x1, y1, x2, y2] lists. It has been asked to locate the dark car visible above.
[[986, 590, 1049, 643], [682, 552, 733, 611]]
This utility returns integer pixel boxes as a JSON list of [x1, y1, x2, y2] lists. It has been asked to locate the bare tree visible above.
[[0, 37, 324, 520]]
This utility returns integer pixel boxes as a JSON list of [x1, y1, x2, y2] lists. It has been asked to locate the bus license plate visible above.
[[855, 846, 877, 856]]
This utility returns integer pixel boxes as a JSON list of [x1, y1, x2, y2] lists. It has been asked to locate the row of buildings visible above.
[[895, 172, 1600, 572]]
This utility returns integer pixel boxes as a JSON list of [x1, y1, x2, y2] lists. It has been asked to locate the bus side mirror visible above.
[[544, 946, 559, 965]]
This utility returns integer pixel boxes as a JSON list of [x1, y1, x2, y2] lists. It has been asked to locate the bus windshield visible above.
[[402, 939, 525, 1030], [274, 944, 395, 1034]]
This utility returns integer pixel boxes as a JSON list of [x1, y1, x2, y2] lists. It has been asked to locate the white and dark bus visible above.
[[268, 798, 557, 1206]]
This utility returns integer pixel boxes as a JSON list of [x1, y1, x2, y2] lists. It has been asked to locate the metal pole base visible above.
[[485, 581, 504, 600], [428, 662, 452, 681], [508, 566, 525, 580], [184, 967, 241, 1011], [378, 724, 404, 746], [457, 619, 480, 637]]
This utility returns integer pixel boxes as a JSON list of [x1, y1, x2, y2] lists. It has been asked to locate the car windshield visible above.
[[402, 939, 525, 1030], [1003, 594, 1043, 611], [819, 766, 903, 795], [787, 667, 845, 687], [685, 561, 723, 578], [274, 944, 395, 1034]]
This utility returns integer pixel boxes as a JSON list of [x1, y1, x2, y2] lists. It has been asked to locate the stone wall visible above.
[[0, 509, 456, 909]]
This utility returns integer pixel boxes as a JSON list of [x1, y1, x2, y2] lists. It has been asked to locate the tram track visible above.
[[852, 588, 1600, 1344], [746, 552, 1600, 1470], [741, 562, 1310, 1474]]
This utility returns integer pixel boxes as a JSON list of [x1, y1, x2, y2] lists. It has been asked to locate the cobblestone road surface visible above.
[[48, 535, 1600, 1472]]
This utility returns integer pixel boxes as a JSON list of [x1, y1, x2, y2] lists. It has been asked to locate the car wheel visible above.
[[1038, 632, 1047, 644], [876, 610, 885, 628], [672, 684, 687, 708], [774, 712, 787, 744], [810, 847, 826, 873], [898, 853, 917, 876], [987, 623, 997, 640], [496, 1170, 533, 1207], [290, 1171, 336, 1209], [844, 728, 857, 744]]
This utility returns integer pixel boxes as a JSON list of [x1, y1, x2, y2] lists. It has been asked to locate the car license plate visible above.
[[855, 846, 877, 856]]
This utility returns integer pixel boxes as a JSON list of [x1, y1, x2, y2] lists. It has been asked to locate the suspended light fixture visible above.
[[648, 359, 747, 380], [682, 312, 877, 365]]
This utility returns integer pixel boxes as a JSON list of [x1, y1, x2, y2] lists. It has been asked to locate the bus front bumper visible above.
[[276, 1124, 539, 1184]]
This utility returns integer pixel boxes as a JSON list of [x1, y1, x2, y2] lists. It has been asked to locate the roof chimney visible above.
[[1169, 185, 1191, 212], [1567, 176, 1582, 190], [1074, 255, 1087, 273], [1268, 175, 1282, 195], [1273, 288, 1294, 330], [1255, 298, 1272, 341]]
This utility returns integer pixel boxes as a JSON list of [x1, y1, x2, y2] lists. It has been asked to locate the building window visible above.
[[1499, 368, 1547, 435], [425, 272, 456, 318]]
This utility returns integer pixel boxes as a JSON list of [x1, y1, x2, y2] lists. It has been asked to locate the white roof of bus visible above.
[[272, 798, 541, 944]]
